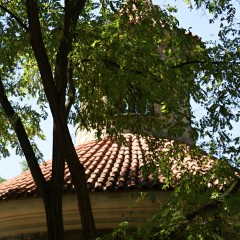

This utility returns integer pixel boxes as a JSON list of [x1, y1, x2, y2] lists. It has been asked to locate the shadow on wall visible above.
[[0, 229, 112, 240]]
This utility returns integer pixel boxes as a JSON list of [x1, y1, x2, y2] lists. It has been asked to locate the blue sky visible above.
[[0, 0, 222, 179]]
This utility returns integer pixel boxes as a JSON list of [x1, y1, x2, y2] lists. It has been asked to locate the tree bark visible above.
[[25, 1, 96, 239], [0, 78, 66, 240], [2, 0, 96, 238], [63, 126, 96, 240], [44, 125, 66, 240], [0, 78, 46, 198], [44, 187, 64, 240]]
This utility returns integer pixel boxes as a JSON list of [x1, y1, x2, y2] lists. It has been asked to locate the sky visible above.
[[0, 0, 224, 179]]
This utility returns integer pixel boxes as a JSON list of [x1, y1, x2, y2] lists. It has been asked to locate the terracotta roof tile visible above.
[[0, 134, 214, 200]]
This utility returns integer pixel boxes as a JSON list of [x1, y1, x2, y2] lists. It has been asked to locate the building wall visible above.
[[0, 230, 84, 240], [0, 191, 171, 239], [75, 128, 100, 145]]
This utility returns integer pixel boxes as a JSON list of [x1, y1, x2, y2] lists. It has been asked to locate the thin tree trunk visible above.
[[44, 188, 64, 240], [63, 124, 96, 240], [43, 125, 66, 240], [25, 1, 96, 238]]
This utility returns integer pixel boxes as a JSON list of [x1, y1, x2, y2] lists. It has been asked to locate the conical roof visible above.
[[0, 134, 213, 200]]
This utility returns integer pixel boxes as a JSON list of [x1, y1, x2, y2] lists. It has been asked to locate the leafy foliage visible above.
[[71, 1, 204, 142], [1, 0, 240, 239], [97, 0, 240, 239], [0, 177, 6, 183]]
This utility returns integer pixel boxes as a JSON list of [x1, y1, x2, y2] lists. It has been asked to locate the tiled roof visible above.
[[0, 134, 214, 200]]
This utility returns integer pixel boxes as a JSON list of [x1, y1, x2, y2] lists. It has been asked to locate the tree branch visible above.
[[62, 2, 97, 238], [63, 0, 87, 116], [25, 0, 59, 120], [53, 0, 86, 118], [71, 0, 87, 25], [0, 4, 29, 32], [65, 60, 75, 116], [102, 58, 147, 77], [53, 0, 71, 109], [168, 178, 240, 238], [46, 1, 96, 238], [0, 78, 46, 198], [172, 60, 231, 68]]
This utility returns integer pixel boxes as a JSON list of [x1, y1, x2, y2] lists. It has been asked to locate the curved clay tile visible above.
[[0, 134, 215, 200]]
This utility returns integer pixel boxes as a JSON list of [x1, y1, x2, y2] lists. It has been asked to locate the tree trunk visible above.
[[63, 124, 96, 240], [43, 124, 66, 240], [25, 1, 96, 238], [44, 188, 65, 240]]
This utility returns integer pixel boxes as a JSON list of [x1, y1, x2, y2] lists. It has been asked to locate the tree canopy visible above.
[[0, 177, 5, 183], [0, 0, 240, 239]]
